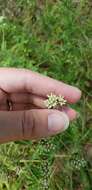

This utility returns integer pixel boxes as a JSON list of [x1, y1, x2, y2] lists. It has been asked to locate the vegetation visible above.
[[0, 0, 92, 189]]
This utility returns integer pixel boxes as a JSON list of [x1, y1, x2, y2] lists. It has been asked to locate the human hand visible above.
[[0, 68, 81, 143]]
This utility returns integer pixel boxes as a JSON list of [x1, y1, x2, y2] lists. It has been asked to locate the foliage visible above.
[[0, 0, 92, 189]]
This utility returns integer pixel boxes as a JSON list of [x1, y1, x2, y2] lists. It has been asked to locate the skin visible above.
[[0, 68, 81, 143]]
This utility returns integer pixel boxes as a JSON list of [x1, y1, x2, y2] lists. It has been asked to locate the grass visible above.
[[0, 0, 92, 189]]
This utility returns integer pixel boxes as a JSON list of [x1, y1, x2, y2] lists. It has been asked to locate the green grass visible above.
[[0, 0, 92, 189]]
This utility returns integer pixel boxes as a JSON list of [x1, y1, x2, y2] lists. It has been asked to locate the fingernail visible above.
[[48, 112, 69, 133]]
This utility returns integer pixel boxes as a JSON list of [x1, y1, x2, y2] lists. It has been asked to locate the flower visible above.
[[70, 157, 87, 170], [44, 93, 58, 109], [58, 95, 67, 107], [44, 93, 67, 109]]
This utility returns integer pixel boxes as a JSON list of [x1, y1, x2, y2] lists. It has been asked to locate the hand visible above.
[[0, 68, 81, 143]]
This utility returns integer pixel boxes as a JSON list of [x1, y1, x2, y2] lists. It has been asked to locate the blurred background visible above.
[[0, 0, 92, 189]]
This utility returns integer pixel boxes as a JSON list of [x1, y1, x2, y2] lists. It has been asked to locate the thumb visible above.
[[30, 109, 69, 139], [0, 109, 69, 143]]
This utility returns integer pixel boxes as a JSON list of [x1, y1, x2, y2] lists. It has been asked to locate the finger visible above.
[[10, 93, 46, 108], [0, 103, 39, 111], [0, 109, 69, 143], [11, 103, 77, 121], [61, 107, 77, 120], [0, 104, 8, 110], [30, 109, 70, 139], [9, 93, 77, 120], [0, 89, 78, 121], [0, 68, 81, 103], [10, 103, 37, 110], [0, 102, 76, 119], [0, 89, 46, 107], [0, 88, 7, 103], [0, 100, 77, 121]]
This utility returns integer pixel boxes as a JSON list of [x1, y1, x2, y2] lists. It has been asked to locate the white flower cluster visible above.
[[40, 138, 56, 190], [41, 161, 49, 189], [70, 157, 87, 170], [58, 95, 67, 107], [0, 16, 5, 23], [44, 93, 67, 109]]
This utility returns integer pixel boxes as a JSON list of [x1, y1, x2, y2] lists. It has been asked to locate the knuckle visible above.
[[21, 110, 34, 140]]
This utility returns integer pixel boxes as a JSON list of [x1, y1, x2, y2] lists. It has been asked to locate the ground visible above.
[[0, 0, 92, 189]]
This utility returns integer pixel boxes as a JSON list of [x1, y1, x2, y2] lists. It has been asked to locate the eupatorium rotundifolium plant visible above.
[[44, 93, 67, 109]]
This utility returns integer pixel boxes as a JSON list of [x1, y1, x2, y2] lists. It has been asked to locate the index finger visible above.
[[0, 68, 81, 103]]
